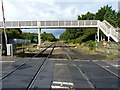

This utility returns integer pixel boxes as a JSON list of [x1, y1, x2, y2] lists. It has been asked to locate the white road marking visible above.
[[51, 81, 74, 89], [113, 65, 120, 67], [55, 63, 66, 65], [0, 61, 15, 63]]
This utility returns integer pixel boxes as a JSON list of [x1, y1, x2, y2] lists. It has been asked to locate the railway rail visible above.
[[61, 44, 96, 89], [66, 46, 120, 79], [26, 45, 55, 89], [2, 43, 56, 89], [1, 42, 119, 89], [62, 44, 119, 89], [1, 43, 54, 80]]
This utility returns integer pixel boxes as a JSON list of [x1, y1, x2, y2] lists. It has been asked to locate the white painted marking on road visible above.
[[79, 65, 82, 66], [51, 59, 68, 61], [0, 61, 15, 63], [113, 65, 120, 67], [74, 60, 90, 61], [51, 81, 74, 89], [55, 64, 66, 65], [104, 66, 110, 68]]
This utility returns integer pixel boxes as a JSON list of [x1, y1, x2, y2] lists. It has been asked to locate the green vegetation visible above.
[[22, 32, 38, 40], [41, 32, 56, 42], [2, 29, 56, 44], [71, 42, 118, 60], [78, 12, 95, 20], [6, 29, 22, 39], [60, 28, 97, 44], [60, 5, 119, 46], [78, 5, 118, 27], [117, 12, 120, 27], [84, 40, 96, 50], [2, 29, 37, 40], [73, 43, 98, 55], [95, 5, 117, 27]]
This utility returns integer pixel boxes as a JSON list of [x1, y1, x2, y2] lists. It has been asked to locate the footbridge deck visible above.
[[0, 20, 119, 42], [0, 20, 98, 29]]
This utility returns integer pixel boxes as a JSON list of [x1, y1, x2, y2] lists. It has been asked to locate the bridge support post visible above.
[[108, 36, 110, 42], [97, 28, 100, 42], [37, 28, 41, 49]]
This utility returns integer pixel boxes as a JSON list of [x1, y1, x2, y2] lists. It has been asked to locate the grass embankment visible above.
[[68, 42, 118, 60], [96, 42, 118, 60]]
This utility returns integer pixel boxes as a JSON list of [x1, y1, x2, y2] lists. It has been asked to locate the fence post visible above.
[[11, 44, 14, 57], [13, 44, 16, 55], [95, 35, 98, 51], [22, 44, 24, 53], [96, 42, 98, 51], [106, 42, 110, 56]]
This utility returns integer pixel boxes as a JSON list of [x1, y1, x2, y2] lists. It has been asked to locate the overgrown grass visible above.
[[68, 41, 118, 60]]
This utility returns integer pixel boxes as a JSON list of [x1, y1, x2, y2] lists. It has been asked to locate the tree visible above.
[[59, 27, 96, 43], [22, 32, 38, 40], [117, 12, 120, 27], [80, 12, 95, 20], [95, 5, 117, 27], [95, 5, 107, 21], [59, 29, 84, 41], [7, 29, 22, 39], [41, 32, 56, 42], [77, 15, 82, 20], [60, 5, 118, 44]]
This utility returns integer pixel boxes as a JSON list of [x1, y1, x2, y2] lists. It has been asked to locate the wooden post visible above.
[[107, 42, 110, 56]]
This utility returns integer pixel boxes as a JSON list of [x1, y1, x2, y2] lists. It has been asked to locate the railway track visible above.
[[50, 43, 93, 89], [26, 45, 55, 89], [91, 60, 120, 78], [1, 42, 119, 89], [1, 43, 54, 81], [66, 45, 120, 78], [61, 44, 96, 89], [62, 44, 119, 89], [2, 43, 56, 89]]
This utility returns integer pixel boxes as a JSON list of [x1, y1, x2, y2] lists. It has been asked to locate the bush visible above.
[[85, 40, 96, 50], [74, 35, 87, 44], [41, 32, 56, 42]]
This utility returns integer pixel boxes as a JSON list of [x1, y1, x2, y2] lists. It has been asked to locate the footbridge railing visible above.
[[0, 20, 119, 42], [0, 20, 98, 29], [98, 20, 119, 42]]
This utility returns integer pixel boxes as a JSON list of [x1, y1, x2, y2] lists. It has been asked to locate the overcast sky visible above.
[[0, 0, 119, 38]]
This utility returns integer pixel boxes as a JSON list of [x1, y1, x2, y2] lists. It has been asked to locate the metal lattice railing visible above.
[[0, 20, 98, 28], [98, 20, 119, 42], [0, 20, 118, 42]]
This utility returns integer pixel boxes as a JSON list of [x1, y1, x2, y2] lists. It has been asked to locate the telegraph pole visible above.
[[1, 0, 7, 55]]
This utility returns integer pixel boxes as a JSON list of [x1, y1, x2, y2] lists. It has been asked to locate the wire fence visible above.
[[95, 42, 118, 57]]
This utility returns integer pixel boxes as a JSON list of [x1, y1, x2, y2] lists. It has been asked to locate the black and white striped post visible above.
[[1, 0, 8, 56]]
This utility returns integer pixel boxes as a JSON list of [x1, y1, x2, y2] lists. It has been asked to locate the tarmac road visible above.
[[1, 42, 119, 89], [1, 58, 119, 89]]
